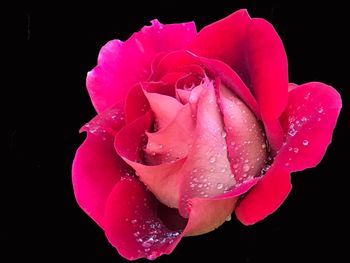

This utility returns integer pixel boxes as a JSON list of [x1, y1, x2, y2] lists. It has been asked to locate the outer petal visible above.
[[72, 133, 131, 227], [235, 82, 341, 225], [73, 103, 129, 226], [235, 165, 292, 225], [87, 20, 197, 113], [277, 82, 342, 171], [189, 10, 288, 150], [103, 177, 184, 260], [103, 177, 259, 260]]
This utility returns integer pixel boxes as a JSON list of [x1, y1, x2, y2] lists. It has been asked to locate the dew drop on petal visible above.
[[243, 164, 250, 172], [302, 140, 309, 146], [216, 183, 223, 189], [209, 156, 216, 163], [293, 147, 299, 153]]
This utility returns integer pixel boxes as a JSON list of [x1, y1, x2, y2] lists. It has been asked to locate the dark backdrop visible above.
[[13, 1, 349, 262]]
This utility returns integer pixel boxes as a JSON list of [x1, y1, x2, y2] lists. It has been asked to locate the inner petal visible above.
[[178, 80, 236, 217], [218, 83, 267, 183], [143, 90, 183, 130]]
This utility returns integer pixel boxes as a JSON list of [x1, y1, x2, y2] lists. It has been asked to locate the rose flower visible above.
[[72, 10, 341, 260]]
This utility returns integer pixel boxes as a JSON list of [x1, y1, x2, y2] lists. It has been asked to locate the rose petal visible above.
[[178, 80, 235, 217], [277, 82, 342, 171], [152, 50, 260, 118], [235, 165, 292, 225], [189, 10, 288, 150], [189, 9, 251, 78], [103, 177, 184, 260], [72, 133, 130, 226], [87, 20, 197, 113], [124, 84, 151, 124], [80, 103, 125, 136], [143, 90, 183, 130], [235, 82, 342, 225], [145, 103, 195, 165], [217, 82, 267, 182], [114, 113, 186, 208]]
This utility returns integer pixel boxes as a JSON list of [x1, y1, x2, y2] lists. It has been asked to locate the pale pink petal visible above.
[[114, 113, 186, 209], [178, 81, 235, 217], [144, 103, 195, 165], [218, 82, 267, 182], [143, 90, 183, 130]]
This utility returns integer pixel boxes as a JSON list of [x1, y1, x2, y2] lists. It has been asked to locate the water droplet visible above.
[[159, 144, 163, 149], [147, 253, 157, 260], [133, 231, 140, 237], [209, 156, 216, 163], [142, 237, 155, 248], [293, 147, 299, 153], [198, 184, 203, 188], [317, 117, 322, 122], [131, 219, 137, 224], [302, 140, 309, 146], [217, 183, 223, 189], [220, 168, 226, 173], [243, 164, 250, 172], [304, 92, 311, 100], [261, 144, 266, 149], [225, 214, 232, 221], [221, 131, 227, 138], [301, 117, 308, 122], [285, 162, 290, 166], [208, 98, 214, 103], [288, 147, 293, 151], [288, 128, 297, 137], [192, 168, 198, 173], [318, 107, 324, 113]]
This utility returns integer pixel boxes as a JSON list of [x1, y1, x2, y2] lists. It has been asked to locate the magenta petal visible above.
[[277, 82, 342, 171], [153, 50, 260, 117], [72, 133, 130, 226], [189, 10, 288, 150], [189, 9, 251, 74], [80, 103, 125, 136], [234, 82, 341, 225], [87, 20, 197, 113], [235, 165, 292, 225], [103, 177, 183, 260]]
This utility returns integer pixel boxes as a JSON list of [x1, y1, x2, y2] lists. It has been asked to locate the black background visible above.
[[12, 1, 349, 262]]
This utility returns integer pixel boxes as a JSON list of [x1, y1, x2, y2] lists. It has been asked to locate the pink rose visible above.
[[72, 9, 341, 260]]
